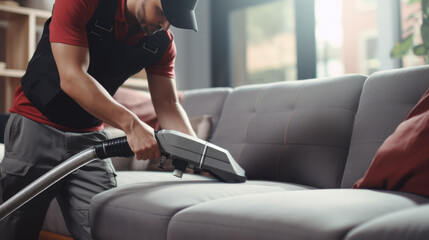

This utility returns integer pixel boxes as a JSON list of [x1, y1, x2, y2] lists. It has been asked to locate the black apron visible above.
[[21, 0, 169, 129]]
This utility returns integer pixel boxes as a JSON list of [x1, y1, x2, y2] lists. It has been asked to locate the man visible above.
[[0, 0, 198, 239]]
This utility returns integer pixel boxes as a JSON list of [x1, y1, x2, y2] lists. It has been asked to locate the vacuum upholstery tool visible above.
[[155, 130, 246, 182], [0, 129, 246, 221]]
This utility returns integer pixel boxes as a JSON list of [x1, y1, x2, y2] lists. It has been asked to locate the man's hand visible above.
[[124, 118, 161, 160]]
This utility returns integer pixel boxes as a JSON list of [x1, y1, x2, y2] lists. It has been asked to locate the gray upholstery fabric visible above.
[[168, 189, 429, 240], [42, 198, 70, 236], [210, 75, 366, 188], [90, 173, 310, 240], [44, 171, 217, 237], [43, 171, 205, 236], [345, 203, 429, 240], [182, 87, 232, 138], [0, 144, 4, 163], [42, 66, 429, 239], [341, 65, 429, 188]]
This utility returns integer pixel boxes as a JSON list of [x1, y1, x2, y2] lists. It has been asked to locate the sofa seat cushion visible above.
[[115, 171, 212, 185], [90, 172, 312, 240], [168, 189, 429, 240], [345, 203, 429, 240], [43, 171, 216, 237]]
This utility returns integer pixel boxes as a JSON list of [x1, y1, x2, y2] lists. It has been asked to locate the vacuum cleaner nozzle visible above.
[[93, 129, 246, 183], [155, 130, 247, 183]]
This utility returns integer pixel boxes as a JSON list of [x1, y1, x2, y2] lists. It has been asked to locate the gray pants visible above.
[[0, 114, 117, 240]]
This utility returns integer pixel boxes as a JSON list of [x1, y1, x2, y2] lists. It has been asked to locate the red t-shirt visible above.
[[9, 0, 176, 132]]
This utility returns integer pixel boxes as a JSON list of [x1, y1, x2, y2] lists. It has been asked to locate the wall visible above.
[[172, 0, 212, 90]]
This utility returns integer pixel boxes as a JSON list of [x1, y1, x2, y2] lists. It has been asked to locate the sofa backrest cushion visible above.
[[182, 88, 232, 139], [353, 87, 429, 197], [210, 75, 366, 188], [341, 65, 429, 188]]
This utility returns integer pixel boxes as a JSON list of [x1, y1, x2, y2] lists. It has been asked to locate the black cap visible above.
[[161, 0, 198, 32]]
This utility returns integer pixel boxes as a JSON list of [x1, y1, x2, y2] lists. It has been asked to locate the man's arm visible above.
[[51, 42, 161, 160], [147, 74, 196, 137]]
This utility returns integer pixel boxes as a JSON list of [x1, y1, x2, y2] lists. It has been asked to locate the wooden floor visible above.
[[39, 231, 73, 240]]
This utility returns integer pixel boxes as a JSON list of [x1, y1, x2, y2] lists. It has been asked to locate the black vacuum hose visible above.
[[94, 136, 134, 159]]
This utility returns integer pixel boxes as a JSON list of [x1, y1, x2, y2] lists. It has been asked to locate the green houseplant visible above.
[[391, 0, 429, 63]]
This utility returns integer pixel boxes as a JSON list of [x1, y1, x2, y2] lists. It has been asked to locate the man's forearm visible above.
[[147, 74, 196, 137], [51, 42, 139, 132], [61, 70, 138, 131], [156, 101, 196, 137]]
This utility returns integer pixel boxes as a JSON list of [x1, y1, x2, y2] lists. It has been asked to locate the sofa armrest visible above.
[[0, 143, 4, 164]]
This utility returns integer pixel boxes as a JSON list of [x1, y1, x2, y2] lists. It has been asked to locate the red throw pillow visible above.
[[353, 87, 429, 197]]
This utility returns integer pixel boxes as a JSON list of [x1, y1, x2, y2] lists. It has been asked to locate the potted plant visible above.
[[391, 0, 429, 63]]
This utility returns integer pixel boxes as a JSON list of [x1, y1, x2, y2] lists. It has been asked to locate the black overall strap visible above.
[[21, 0, 170, 129], [142, 31, 164, 54], [92, 0, 117, 33], [88, 0, 165, 56]]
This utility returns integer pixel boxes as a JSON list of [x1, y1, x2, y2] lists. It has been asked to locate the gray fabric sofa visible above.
[[30, 65, 429, 239]]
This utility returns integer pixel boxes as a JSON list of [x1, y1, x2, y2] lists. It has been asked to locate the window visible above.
[[356, 0, 377, 11], [230, 0, 296, 87], [213, 0, 415, 87], [400, 0, 426, 67], [359, 31, 379, 74], [315, 0, 343, 78], [316, 0, 380, 77]]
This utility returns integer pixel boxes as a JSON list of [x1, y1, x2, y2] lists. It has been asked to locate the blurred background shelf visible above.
[[0, 3, 50, 112]]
